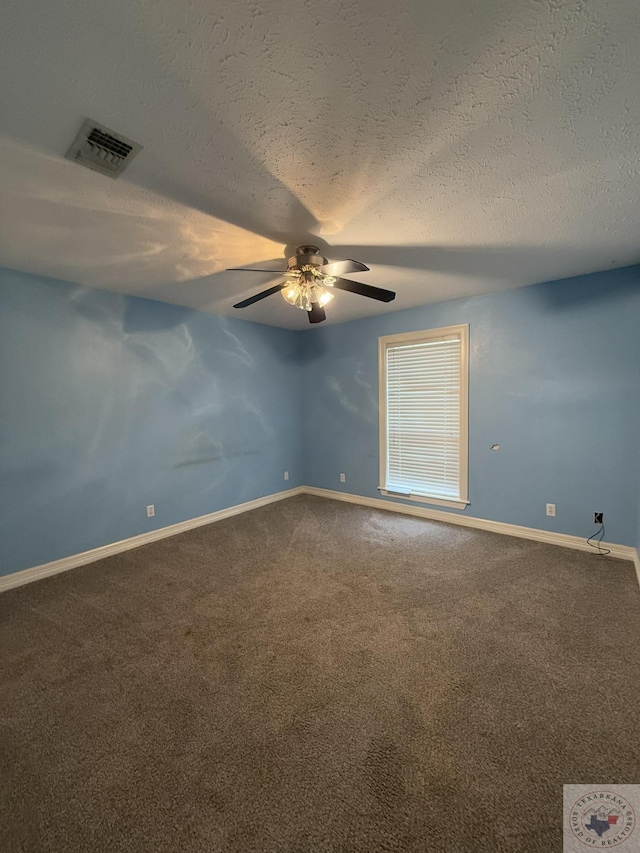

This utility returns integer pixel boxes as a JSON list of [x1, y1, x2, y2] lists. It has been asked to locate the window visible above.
[[378, 324, 469, 509]]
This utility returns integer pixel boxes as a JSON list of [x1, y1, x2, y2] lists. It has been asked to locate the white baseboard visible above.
[[1, 484, 637, 593], [0, 487, 305, 593], [302, 487, 638, 564]]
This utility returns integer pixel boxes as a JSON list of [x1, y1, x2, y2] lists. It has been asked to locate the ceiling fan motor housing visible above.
[[288, 245, 327, 270]]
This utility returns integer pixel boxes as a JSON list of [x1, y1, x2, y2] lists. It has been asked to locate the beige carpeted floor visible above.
[[1, 495, 639, 852]]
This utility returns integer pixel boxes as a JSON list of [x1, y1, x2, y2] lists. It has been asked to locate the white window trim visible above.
[[378, 323, 469, 510]]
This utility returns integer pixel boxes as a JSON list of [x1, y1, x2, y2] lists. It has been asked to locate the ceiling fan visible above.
[[229, 245, 396, 324]]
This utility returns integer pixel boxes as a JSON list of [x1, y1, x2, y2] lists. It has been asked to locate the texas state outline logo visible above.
[[564, 786, 638, 850]]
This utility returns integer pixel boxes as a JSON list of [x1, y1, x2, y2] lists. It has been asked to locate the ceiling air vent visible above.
[[65, 119, 142, 179]]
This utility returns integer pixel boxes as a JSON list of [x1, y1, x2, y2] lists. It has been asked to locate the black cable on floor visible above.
[[587, 523, 611, 556]]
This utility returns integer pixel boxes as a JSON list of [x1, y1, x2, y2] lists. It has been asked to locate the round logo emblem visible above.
[[570, 790, 637, 847]]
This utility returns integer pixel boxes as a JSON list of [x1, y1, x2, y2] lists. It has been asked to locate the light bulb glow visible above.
[[318, 289, 334, 306], [281, 282, 308, 310]]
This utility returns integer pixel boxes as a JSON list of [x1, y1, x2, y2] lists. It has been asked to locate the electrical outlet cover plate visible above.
[[594, 512, 603, 524]]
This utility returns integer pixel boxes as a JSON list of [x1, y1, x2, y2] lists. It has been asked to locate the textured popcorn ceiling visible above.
[[1, 0, 639, 329]]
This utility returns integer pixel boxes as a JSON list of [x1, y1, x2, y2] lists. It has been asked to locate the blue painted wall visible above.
[[637, 452, 640, 553], [0, 268, 302, 576], [301, 265, 640, 547], [2, 263, 639, 578]]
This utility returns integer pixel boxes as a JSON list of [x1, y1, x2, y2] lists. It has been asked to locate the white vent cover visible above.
[[66, 119, 142, 178]]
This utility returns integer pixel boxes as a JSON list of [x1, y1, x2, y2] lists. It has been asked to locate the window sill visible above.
[[378, 488, 469, 510]]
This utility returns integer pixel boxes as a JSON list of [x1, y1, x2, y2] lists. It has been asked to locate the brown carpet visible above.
[[1, 494, 639, 852]]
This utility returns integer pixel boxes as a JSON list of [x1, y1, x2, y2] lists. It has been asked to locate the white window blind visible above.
[[379, 325, 468, 508]]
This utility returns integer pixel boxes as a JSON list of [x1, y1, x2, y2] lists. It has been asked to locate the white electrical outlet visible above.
[[146, 504, 155, 518], [340, 473, 346, 483], [546, 503, 556, 517], [284, 471, 289, 481]]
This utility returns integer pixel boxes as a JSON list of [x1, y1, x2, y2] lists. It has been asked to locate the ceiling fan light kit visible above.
[[281, 274, 335, 311], [230, 246, 395, 324]]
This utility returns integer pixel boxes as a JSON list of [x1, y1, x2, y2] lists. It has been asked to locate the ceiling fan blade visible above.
[[331, 278, 396, 303], [320, 259, 370, 276], [227, 267, 288, 273], [233, 282, 286, 309], [308, 302, 326, 324]]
